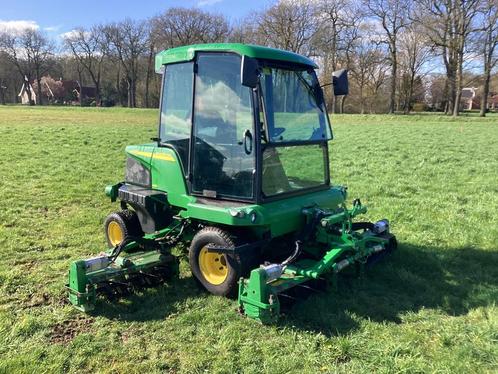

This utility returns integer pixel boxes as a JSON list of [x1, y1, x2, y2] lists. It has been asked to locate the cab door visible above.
[[191, 53, 255, 200]]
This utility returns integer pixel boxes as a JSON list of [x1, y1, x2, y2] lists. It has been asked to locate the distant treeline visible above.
[[0, 0, 497, 116]]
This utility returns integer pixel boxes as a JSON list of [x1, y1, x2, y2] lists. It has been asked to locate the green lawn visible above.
[[0, 106, 497, 373]]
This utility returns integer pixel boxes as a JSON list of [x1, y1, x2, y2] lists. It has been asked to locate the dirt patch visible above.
[[25, 292, 50, 308], [49, 315, 94, 345]]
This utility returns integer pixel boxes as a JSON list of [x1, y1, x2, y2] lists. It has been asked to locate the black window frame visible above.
[[255, 60, 331, 203], [189, 51, 258, 203], [157, 61, 195, 179]]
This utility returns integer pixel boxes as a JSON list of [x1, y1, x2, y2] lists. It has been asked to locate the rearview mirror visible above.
[[332, 69, 348, 96], [241, 56, 260, 88]]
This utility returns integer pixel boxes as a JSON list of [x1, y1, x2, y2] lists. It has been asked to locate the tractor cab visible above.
[[156, 44, 347, 203]]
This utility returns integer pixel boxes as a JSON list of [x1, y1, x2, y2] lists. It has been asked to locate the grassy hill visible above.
[[0, 106, 496, 373]]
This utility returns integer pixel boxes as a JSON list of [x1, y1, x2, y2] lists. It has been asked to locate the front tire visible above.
[[103, 209, 143, 248], [189, 227, 247, 297]]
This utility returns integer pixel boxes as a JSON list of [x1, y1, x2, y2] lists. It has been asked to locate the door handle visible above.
[[243, 129, 253, 155]]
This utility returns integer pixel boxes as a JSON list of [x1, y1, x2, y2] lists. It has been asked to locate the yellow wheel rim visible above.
[[107, 221, 124, 247], [198, 246, 228, 285]]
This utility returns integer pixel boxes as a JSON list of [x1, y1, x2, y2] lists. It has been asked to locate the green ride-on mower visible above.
[[67, 43, 396, 324]]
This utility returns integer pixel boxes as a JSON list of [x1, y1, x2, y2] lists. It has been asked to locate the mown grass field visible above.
[[0, 106, 497, 373]]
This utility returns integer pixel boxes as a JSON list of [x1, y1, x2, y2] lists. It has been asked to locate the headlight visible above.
[[125, 157, 151, 186]]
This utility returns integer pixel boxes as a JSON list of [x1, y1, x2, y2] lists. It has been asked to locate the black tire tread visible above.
[[104, 209, 143, 248], [189, 226, 251, 297]]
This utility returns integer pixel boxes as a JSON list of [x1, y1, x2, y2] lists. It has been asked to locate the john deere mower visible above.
[[67, 43, 396, 324]]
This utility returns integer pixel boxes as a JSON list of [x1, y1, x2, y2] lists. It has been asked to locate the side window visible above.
[[160, 62, 194, 172]]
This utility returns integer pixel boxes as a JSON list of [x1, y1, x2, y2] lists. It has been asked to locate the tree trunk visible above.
[[480, 61, 491, 117], [404, 72, 416, 114], [116, 68, 122, 107], [0, 79, 5, 105], [132, 78, 136, 108], [95, 82, 101, 107], [78, 70, 83, 107], [447, 73, 455, 115], [145, 44, 154, 108], [26, 84, 34, 106], [453, 50, 464, 117], [331, 95, 337, 115], [340, 95, 346, 114], [389, 50, 397, 114], [127, 78, 132, 107], [36, 77, 43, 106]]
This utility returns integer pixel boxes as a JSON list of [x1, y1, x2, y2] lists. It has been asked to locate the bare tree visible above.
[[398, 24, 432, 113], [0, 28, 53, 105], [415, 0, 480, 117], [478, 0, 498, 116], [144, 36, 154, 108], [316, 0, 360, 112], [104, 19, 149, 108], [364, 0, 411, 113], [451, 0, 480, 116], [255, 0, 320, 55], [348, 22, 389, 113], [63, 26, 107, 106], [152, 7, 229, 49]]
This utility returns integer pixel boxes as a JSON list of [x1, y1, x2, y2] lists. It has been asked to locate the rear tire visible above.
[[104, 209, 143, 248], [189, 227, 257, 297]]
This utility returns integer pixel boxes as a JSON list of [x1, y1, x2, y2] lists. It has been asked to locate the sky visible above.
[[0, 0, 271, 37]]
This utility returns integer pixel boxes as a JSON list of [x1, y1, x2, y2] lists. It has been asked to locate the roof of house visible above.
[[461, 87, 476, 99], [155, 43, 318, 73], [62, 80, 79, 92], [79, 85, 96, 98]]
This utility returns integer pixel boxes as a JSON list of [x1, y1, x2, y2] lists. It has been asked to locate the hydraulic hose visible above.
[[281, 240, 302, 267]]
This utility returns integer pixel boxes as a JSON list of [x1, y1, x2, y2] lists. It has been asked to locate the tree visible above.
[[315, 0, 360, 113], [152, 7, 229, 49], [0, 49, 20, 104], [63, 26, 106, 106], [0, 28, 53, 105], [364, 0, 411, 113], [32, 76, 66, 103], [348, 22, 389, 113], [255, 0, 320, 55], [478, 0, 498, 117], [398, 24, 432, 113], [104, 19, 149, 108], [415, 0, 480, 117]]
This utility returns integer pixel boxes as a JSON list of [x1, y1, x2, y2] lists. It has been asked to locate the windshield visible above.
[[260, 67, 331, 143]]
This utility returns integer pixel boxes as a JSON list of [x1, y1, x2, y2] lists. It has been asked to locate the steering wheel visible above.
[[194, 137, 227, 162]]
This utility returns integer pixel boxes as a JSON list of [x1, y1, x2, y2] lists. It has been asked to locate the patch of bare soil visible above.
[[49, 315, 94, 345]]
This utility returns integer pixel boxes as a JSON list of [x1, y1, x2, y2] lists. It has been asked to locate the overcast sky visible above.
[[0, 0, 271, 38]]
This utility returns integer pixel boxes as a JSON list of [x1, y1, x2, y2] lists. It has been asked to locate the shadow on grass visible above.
[[283, 243, 498, 336], [91, 243, 497, 335], [91, 276, 203, 322]]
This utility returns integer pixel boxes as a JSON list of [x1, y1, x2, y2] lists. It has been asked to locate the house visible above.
[[487, 93, 498, 111], [75, 84, 97, 104], [460, 87, 478, 110], [18, 78, 37, 105], [18, 76, 96, 105]]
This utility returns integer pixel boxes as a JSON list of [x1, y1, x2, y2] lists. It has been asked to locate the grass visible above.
[[0, 105, 497, 373]]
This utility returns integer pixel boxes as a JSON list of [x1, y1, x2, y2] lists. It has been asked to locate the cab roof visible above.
[[155, 43, 318, 72]]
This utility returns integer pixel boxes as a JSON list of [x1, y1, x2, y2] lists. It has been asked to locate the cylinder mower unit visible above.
[[67, 43, 396, 323]]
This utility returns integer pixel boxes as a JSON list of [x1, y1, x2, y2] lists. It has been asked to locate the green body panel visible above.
[[149, 147, 191, 208], [155, 43, 318, 72], [118, 142, 347, 238], [181, 187, 346, 237]]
